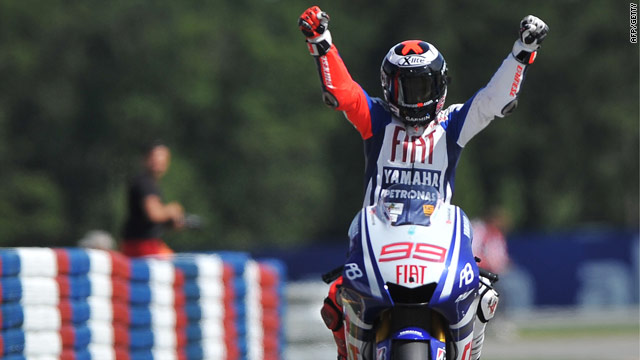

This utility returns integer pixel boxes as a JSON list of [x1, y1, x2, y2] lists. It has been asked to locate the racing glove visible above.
[[298, 6, 332, 56], [512, 15, 549, 64]]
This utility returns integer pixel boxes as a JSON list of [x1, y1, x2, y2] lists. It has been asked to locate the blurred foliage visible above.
[[0, 0, 636, 251]]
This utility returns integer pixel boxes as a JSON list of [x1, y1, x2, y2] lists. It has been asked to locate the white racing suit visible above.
[[313, 45, 527, 207], [315, 43, 524, 360]]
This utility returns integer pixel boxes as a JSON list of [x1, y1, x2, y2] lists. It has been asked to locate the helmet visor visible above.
[[399, 75, 435, 105]]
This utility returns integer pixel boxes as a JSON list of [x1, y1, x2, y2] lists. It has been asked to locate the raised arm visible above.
[[298, 6, 375, 139], [448, 15, 549, 147]]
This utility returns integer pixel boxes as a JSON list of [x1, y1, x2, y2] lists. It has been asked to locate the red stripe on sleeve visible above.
[[319, 46, 373, 139]]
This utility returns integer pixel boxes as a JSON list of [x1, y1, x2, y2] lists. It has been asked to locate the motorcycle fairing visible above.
[[341, 199, 481, 358], [393, 327, 430, 340], [429, 207, 479, 342], [375, 339, 390, 360], [367, 204, 455, 290], [344, 209, 392, 309], [341, 209, 394, 349], [374, 328, 446, 360]]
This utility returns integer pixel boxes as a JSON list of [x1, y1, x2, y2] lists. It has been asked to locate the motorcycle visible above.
[[323, 183, 498, 360]]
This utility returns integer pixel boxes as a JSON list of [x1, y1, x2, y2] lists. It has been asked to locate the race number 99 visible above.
[[379, 242, 446, 263]]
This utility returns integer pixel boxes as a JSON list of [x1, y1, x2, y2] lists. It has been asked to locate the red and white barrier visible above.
[[0, 248, 286, 360]]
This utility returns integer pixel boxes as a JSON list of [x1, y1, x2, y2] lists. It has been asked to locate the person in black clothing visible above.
[[121, 141, 185, 257]]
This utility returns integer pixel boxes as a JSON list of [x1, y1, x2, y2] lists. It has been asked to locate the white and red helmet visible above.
[[381, 40, 449, 126]]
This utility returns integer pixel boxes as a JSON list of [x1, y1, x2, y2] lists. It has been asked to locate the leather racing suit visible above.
[[312, 44, 527, 207], [314, 42, 527, 360]]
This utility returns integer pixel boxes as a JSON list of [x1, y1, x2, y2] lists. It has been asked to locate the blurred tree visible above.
[[0, 0, 636, 250]]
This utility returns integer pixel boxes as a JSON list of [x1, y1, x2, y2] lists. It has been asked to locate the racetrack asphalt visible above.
[[285, 281, 640, 360]]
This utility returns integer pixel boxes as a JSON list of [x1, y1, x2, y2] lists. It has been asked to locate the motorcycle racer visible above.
[[298, 6, 548, 360]]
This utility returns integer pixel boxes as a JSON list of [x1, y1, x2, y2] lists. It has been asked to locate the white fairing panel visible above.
[[366, 204, 456, 289]]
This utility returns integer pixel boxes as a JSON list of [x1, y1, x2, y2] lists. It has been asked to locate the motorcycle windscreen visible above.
[[378, 184, 440, 226]]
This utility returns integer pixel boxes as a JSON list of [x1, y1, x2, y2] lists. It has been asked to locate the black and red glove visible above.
[[299, 6, 329, 38], [512, 15, 549, 64], [298, 6, 332, 56]]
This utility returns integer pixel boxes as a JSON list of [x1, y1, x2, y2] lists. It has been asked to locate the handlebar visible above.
[[479, 268, 499, 283], [475, 256, 499, 283], [322, 265, 344, 284]]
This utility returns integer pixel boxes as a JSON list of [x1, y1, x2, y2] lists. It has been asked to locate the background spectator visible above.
[[120, 141, 185, 257], [472, 206, 512, 275]]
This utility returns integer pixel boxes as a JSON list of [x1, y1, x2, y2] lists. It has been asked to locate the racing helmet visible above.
[[381, 40, 449, 126]]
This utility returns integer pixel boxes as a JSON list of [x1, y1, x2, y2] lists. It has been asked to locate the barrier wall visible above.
[[0, 248, 286, 360], [261, 228, 639, 309]]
